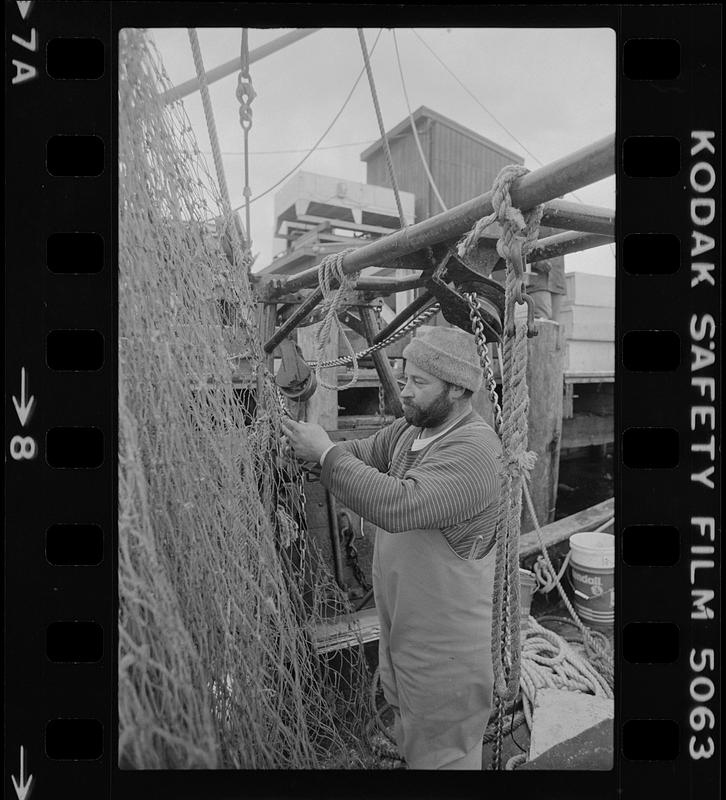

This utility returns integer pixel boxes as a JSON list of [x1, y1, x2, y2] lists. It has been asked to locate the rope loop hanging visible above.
[[314, 249, 360, 391]]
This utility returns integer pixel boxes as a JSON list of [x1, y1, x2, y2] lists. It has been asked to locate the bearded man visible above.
[[281, 325, 502, 770]]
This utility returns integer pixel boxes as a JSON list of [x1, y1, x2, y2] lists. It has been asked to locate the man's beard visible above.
[[403, 388, 453, 428]]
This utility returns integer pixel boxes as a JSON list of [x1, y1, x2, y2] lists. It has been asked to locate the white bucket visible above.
[[568, 532, 615, 630]]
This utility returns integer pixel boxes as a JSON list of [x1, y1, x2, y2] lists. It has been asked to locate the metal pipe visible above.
[[262, 230, 610, 353], [359, 306, 404, 418], [536, 199, 614, 235], [261, 273, 426, 302], [162, 29, 321, 104], [278, 134, 614, 294], [263, 286, 323, 353], [352, 275, 426, 293], [263, 232, 610, 352], [262, 273, 429, 350], [527, 231, 613, 262]]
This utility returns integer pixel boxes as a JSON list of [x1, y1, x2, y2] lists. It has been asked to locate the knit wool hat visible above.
[[402, 325, 483, 393]]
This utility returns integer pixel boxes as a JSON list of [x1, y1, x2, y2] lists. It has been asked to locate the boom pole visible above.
[[276, 135, 614, 296], [162, 29, 321, 105]]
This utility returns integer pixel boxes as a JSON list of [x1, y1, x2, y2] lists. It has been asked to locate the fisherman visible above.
[[281, 325, 502, 770]]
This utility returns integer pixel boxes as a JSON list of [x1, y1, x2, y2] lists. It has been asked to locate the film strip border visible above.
[[619, 6, 721, 797], [3, 4, 720, 799], [6, 3, 113, 800]]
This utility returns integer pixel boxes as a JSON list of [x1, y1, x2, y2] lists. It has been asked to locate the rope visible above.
[[457, 164, 543, 273], [187, 29, 233, 216], [392, 30, 447, 213], [231, 30, 384, 211], [461, 164, 543, 769], [307, 300, 441, 369], [532, 551, 571, 595], [314, 250, 360, 390], [358, 28, 407, 227], [463, 167, 613, 765], [189, 28, 253, 277], [522, 482, 614, 688], [495, 617, 613, 770]]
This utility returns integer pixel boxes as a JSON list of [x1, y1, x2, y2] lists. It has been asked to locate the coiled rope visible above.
[[522, 483, 615, 688], [314, 249, 360, 390]]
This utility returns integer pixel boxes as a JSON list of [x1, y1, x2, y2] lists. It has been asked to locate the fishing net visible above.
[[118, 28, 375, 769]]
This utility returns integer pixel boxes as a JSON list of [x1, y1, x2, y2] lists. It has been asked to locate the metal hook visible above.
[[508, 237, 525, 281], [521, 293, 539, 338]]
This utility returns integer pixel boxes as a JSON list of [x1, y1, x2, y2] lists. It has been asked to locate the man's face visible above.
[[400, 362, 454, 428]]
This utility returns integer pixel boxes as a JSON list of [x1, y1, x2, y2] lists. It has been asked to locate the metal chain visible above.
[[464, 292, 503, 435], [347, 538, 371, 593], [307, 301, 441, 369], [340, 513, 372, 593], [236, 28, 255, 253]]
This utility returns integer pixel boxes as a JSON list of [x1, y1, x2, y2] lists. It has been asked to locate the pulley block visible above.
[[275, 338, 317, 403], [425, 249, 505, 343]]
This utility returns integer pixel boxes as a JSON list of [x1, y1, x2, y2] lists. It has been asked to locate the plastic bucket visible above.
[[519, 568, 537, 642], [568, 532, 615, 631]]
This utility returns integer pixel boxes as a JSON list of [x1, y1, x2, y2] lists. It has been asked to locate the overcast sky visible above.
[[148, 27, 615, 275]]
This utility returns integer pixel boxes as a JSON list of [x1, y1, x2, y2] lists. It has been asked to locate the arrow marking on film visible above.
[[16, 1, 33, 20], [16, 2, 34, 20], [12, 368, 35, 427], [11, 746, 34, 800]]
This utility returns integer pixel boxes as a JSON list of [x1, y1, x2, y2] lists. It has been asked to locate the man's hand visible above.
[[280, 417, 333, 464]]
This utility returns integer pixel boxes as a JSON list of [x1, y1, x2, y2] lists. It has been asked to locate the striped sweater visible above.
[[320, 410, 502, 559]]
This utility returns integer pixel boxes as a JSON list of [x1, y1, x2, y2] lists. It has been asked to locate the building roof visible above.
[[360, 106, 523, 164]]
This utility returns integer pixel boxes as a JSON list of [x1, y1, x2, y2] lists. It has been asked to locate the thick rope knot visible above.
[[457, 164, 544, 277], [315, 249, 360, 391], [506, 447, 537, 481]]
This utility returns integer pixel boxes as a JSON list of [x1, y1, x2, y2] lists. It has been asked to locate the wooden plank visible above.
[[561, 413, 613, 450], [257, 302, 277, 374], [524, 320, 566, 528], [298, 321, 338, 429], [563, 382, 575, 420], [519, 498, 614, 558], [564, 371, 614, 384], [314, 607, 380, 654]]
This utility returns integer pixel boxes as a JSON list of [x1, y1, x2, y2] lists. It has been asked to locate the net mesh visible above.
[[118, 28, 376, 769]]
